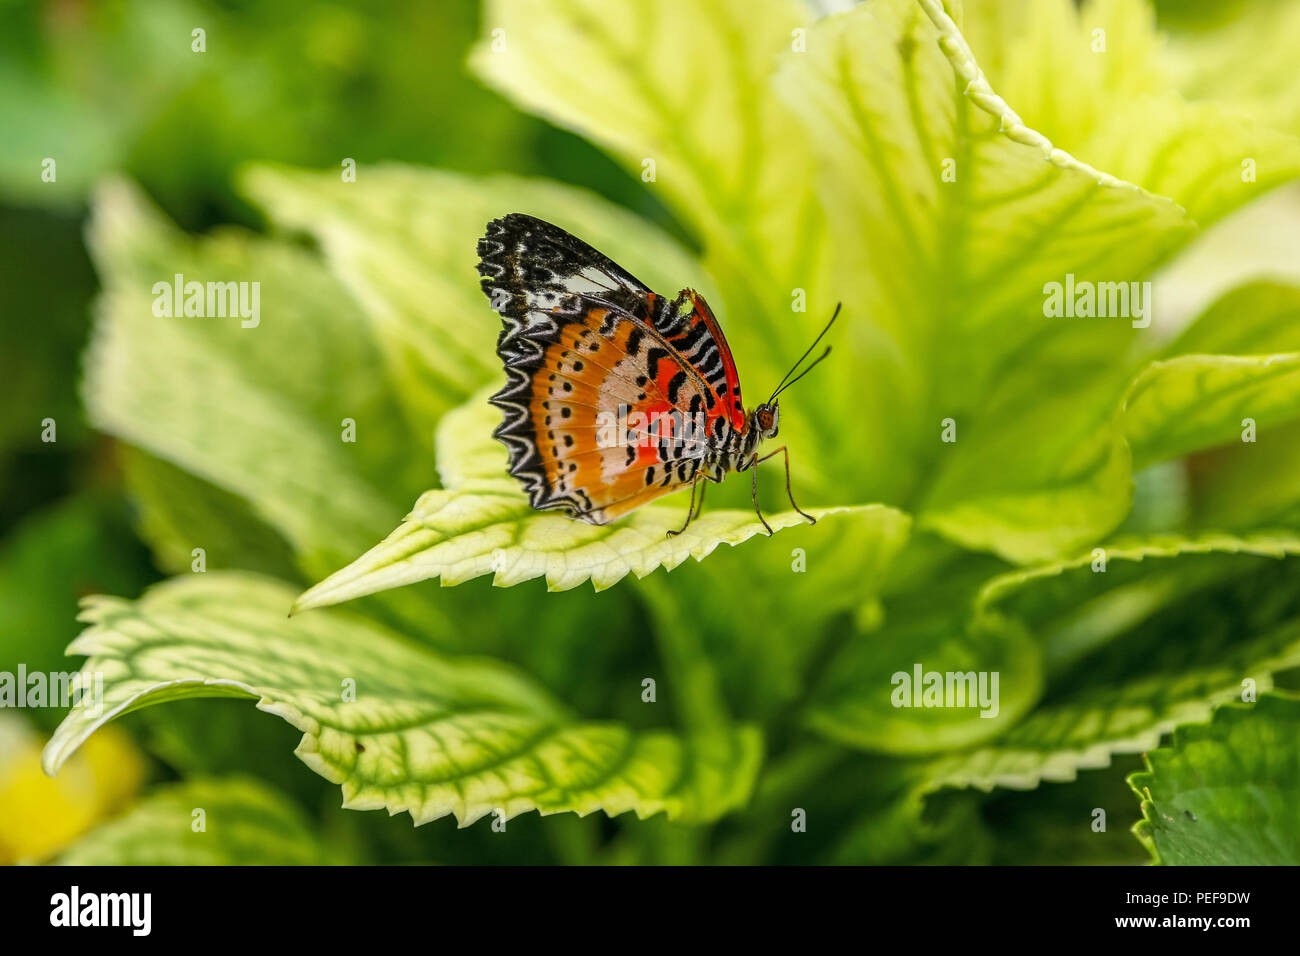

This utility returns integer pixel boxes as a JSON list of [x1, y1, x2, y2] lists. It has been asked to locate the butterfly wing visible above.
[[477, 213, 747, 524], [651, 286, 747, 433]]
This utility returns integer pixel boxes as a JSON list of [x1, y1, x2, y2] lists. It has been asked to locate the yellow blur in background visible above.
[[0, 714, 143, 864]]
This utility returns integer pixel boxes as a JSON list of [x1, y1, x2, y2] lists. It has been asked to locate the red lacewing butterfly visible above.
[[476, 213, 838, 536]]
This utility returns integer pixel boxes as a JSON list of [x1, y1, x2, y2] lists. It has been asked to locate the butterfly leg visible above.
[[750, 462, 774, 536], [666, 477, 702, 537], [756, 445, 815, 525]]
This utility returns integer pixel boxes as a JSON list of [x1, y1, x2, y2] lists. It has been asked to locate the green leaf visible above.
[[1121, 280, 1300, 467], [1161, 280, 1300, 357], [804, 606, 1043, 755], [978, 531, 1300, 675], [819, 760, 993, 865], [803, 537, 1039, 755], [962, 0, 1300, 227], [1188, 420, 1300, 532], [1124, 353, 1300, 469], [119, 446, 298, 580], [981, 758, 1150, 865], [83, 179, 476, 645], [715, 748, 992, 864], [241, 163, 708, 436], [638, 505, 913, 723], [1130, 693, 1300, 865], [1159, 0, 1300, 138], [470, 0, 827, 340], [979, 531, 1300, 614], [84, 179, 421, 576], [56, 777, 343, 865], [0, 494, 152, 730], [43, 573, 761, 827], [293, 389, 905, 611], [920, 405, 1135, 566], [922, 552, 1300, 792], [775, 0, 1193, 561]]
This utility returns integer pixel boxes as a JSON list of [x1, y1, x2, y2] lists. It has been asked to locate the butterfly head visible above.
[[753, 402, 780, 440]]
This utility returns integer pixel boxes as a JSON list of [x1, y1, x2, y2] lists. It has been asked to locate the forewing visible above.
[[649, 289, 747, 432]]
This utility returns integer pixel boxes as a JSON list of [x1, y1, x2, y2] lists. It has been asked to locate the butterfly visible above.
[[476, 213, 837, 536]]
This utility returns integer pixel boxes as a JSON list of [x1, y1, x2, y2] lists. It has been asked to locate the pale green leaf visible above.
[[293, 389, 907, 611], [919, 405, 1135, 565], [470, 0, 827, 336], [1160, 0, 1300, 138], [82, 179, 478, 644], [775, 0, 1192, 560], [1121, 280, 1300, 466], [1130, 693, 1300, 865], [1124, 352, 1300, 468], [784, 0, 1189, 378], [43, 573, 762, 827], [1161, 280, 1300, 357], [963, 0, 1300, 227], [57, 777, 342, 866], [772, 0, 1299, 559], [84, 179, 419, 575], [119, 446, 298, 580]]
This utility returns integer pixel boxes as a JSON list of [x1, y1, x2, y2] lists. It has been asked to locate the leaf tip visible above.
[[40, 736, 68, 779]]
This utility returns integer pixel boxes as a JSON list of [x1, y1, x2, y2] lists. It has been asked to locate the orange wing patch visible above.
[[525, 307, 710, 522]]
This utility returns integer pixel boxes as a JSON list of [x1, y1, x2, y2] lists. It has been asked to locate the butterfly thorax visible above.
[[700, 402, 778, 479]]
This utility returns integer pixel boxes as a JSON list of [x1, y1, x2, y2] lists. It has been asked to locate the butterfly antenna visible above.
[[771, 347, 832, 400], [768, 302, 841, 402]]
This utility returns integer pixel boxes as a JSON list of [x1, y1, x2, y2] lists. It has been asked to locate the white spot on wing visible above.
[[563, 268, 620, 295]]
